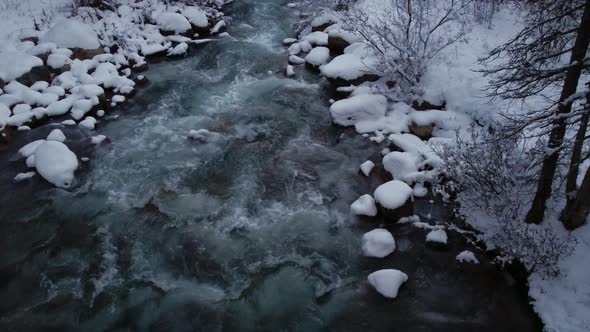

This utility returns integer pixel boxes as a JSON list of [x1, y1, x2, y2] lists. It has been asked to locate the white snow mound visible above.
[[34, 141, 78, 188], [367, 269, 408, 298], [374, 180, 413, 210], [330, 94, 387, 126], [42, 19, 100, 49], [426, 229, 448, 244], [362, 229, 396, 258], [351, 194, 378, 217], [456, 250, 479, 264]]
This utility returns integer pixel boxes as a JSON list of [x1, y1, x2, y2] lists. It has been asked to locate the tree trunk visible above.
[[561, 87, 590, 224], [562, 164, 590, 229], [525, 0, 590, 224]]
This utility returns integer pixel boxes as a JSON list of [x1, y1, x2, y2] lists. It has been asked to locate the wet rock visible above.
[[327, 73, 381, 87], [312, 21, 336, 33], [16, 65, 52, 86], [412, 99, 446, 111], [71, 47, 105, 61], [327, 35, 350, 54], [409, 122, 434, 140], [376, 198, 414, 222]]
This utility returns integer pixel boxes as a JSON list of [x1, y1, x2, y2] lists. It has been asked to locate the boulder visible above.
[[409, 122, 434, 140], [327, 35, 350, 54]]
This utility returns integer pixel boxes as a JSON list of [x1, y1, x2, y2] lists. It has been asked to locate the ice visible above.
[[34, 140, 78, 188], [42, 19, 100, 49], [362, 229, 396, 258], [367, 269, 408, 298], [351, 194, 378, 217], [374, 180, 413, 210]]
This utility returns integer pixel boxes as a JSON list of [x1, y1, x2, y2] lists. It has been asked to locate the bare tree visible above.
[[562, 159, 590, 229], [340, 0, 472, 93]]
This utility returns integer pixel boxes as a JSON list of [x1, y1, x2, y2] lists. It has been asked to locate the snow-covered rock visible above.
[[34, 140, 78, 188], [156, 12, 192, 34], [0, 51, 43, 81], [46, 129, 66, 142], [320, 53, 378, 85], [286, 65, 295, 77], [18, 139, 45, 157], [14, 172, 36, 182], [168, 42, 189, 56], [301, 32, 329, 46], [374, 180, 414, 220], [362, 229, 396, 258], [305, 47, 331, 67], [42, 19, 100, 49], [383, 151, 419, 183], [456, 250, 479, 264], [288, 55, 306, 65], [426, 229, 448, 245], [351, 194, 378, 217], [182, 6, 209, 28], [360, 160, 375, 176], [367, 269, 408, 299], [330, 94, 387, 126]]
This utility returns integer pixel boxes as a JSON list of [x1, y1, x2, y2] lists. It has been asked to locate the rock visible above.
[[426, 229, 448, 250], [20, 36, 39, 44], [374, 180, 414, 221], [409, 122, 434, 140], [327, 73, 381, 87], [71, 47, 105, 61], [327, 35, 350, 54], [312, 21, 336, 32], [16, 65, 52, 86], [412, 99, 446, 111]]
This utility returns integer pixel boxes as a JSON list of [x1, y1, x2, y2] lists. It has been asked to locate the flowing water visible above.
[[0, 1, 541, 331]]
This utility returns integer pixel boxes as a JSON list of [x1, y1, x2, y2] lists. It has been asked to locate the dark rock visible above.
[[16, 66, 52, 86], [327, 73, 381, 87], [412, 99, 446, 111], [71, 47, 105, 61], [377, 198, 414, 222], [133, 75, 150, 87], [386, 80, 397, 89], [312, 21, 337, 32], [409, 122, 434, 140], [327, 35, 350, 54], [20, 36, 39, 44]]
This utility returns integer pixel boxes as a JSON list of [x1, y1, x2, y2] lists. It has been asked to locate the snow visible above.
[[301, 32, 329, 46], [182, 7, 209, 28], [288, 43, 301, 56], [79, 116, 97, 130], [305, 47, 331, 67], [210, 20, 226, 34], [456, 250, 479, 264], [156, 12, 192, 34], [91, 135, 107, 144], [0, 51, 43, 81], [374, 180, 413, 210], [330, 94, 387, 126], [42, 19, 100, 49], [320, 53, 377, 81], [46, 129, 66, 142], [362, 229, 396, 258], [14, 172, 36, 182], [286, 65, 295, 77], [360, 160, 375, 176], [351, 194, 378, 217], [168, 42, 189, 56], [47, 53, 70, 69], [367, 269, 408, 299], [382, 151, 419, 183], [34, 140, 78, 188], [18, 139, 45, 158], [289, 55, 305, 65], [283, 38, 297, 45], [426, 229, 448, 244]]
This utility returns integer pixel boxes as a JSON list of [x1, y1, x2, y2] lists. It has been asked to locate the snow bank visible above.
[[367, 269, 408, 298], [42, 19, 100, 49], [362, 229, 396, 257], [34, 140, 78, 188], [351, 194, 378, 217], [374, 180, 413, 210], [330, 94, 387, 126]]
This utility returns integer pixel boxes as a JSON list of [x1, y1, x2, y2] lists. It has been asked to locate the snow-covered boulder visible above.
[[301, 32, 329, 46], [0, 51, 44, 82], [288, 55, 305, 65], [156, 12, 192, 34], [305, 47, 330, 68], [327, 30, 358, 54], [46, 129, 66, 142], [351, 194, 378, 217], [426, 229, 448, 249], [311, 12, 338, 32], [362, 229, 396, 258], [34, 141, 78, 188], [456, 250, 479, 264], [42, 19, 100, 49], [367, 269, 408, 299], [320, 53, 379, 86], [182, 6, 209, 31], [168, 42, 189, 57], [329, 94, 387, 126], [383, 151, 419, 183], [374, 180, 414, 221], [359, 160, 375, 176]]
